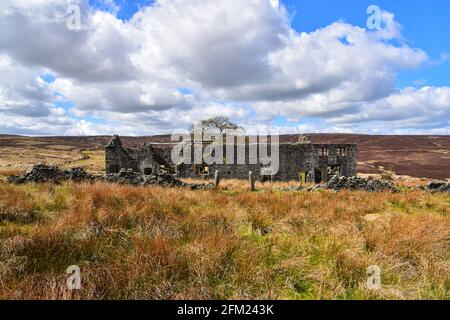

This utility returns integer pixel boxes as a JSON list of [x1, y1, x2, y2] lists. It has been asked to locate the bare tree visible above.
[[189, 116, 244, 135]]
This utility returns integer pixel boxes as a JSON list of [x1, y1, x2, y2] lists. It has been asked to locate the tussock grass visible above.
[[0, 180, 448, 300]]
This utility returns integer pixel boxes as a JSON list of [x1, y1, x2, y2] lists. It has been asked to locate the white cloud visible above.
[[220, 19, 426, 103], [0, 55, 55, 117], [50, 78, 189, 113], [131, 0, 290, 88], [0, 0, 448, 135], [0, 0, 139, 82], [331, 86, 450, 127]]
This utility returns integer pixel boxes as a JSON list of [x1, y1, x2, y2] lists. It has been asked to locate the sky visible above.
[[0, 0, 449, 136]]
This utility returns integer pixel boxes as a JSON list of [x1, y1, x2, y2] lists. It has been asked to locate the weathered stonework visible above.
[[105, 135, 357, 182]]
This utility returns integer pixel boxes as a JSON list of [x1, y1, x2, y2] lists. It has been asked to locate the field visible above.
[[0, 135, 449, 300], [0, 180, 449, 300]]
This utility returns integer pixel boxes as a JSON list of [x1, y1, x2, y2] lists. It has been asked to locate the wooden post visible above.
[[249, 171, 256, 191], [214, 170, 220, 188]]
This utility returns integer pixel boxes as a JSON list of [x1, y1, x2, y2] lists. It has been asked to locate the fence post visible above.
[[249, 171, 256, 191], [214, 170, 220, 188]]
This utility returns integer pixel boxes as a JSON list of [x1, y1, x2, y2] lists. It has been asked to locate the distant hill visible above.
[[1, 134, 449, 179]]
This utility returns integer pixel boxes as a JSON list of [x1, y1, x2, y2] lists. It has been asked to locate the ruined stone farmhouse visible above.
[[105, 135, 357, 183]]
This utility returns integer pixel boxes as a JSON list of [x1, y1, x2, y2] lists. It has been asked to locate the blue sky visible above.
[[1, 0, 449, 135]]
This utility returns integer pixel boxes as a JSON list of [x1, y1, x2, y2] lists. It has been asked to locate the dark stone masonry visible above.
[[105, 135, 358, 183]]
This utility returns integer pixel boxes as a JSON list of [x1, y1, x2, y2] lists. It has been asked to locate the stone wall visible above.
[[312, 144, 358, 182], [177, 143, 270, 181], [105, 135, 139, 174], [277, 144, 315, 182], [105, 136, 358, 182]]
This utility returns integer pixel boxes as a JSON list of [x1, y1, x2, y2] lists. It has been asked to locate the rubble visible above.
[[7, 165, 214, 190], [322, 175, 399, 192], [100, 169, 182, 187], [7, 164, 93, 184], [425, 181, 450, 194], [100, 169, 214, 189], [278, 175, 399, 192]]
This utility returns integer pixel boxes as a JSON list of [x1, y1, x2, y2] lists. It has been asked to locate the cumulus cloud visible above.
[[0, 0, 140, 82], [50, 78, 190, 113], [0, 0, 448, 135], [131, 0, 290, 88], [0, 55, 55, 117], [332, 86, 450, 127]]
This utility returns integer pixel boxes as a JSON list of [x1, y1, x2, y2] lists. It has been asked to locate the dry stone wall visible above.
[[105, 136, 358, 182]]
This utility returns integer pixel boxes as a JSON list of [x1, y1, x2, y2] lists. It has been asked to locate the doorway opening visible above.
[[314, 169, 323, 184], [109, 164, 119, 174]]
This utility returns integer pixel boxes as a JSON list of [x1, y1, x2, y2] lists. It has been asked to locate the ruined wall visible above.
[[105, 135, 139, 174], [129, 144, 175, 174], [312, 144, 358, 182], [277, 144, 315, 182], [105, 136, 357, 182], [176, 143, 357, 182], [176, 143, 317, 182], [132, 146, 158, 175], [106, 138, 178, 175], [175, 143, 262, 180]]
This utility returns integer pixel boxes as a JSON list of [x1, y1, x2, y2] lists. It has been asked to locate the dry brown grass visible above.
[[0, 147, 105, 177], [0, 180, 449, 300]]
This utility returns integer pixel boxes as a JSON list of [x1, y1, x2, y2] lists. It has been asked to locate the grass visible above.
[[0, 179, 448, 300], [61, 150, 105, 173], [0, 145, 105, 178]]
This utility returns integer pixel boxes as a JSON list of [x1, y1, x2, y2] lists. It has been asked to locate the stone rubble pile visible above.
[[425, 181, 450, 194], [7, 164, 93, 184], [100, 169, 214, 189], [8, 165, 214, 190], [100, 169, 182, 187], [279, 175, 398, 192], [321, 175, 399, 192]]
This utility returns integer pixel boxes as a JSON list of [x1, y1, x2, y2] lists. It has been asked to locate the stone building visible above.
[[105, 135, 357, 183]]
